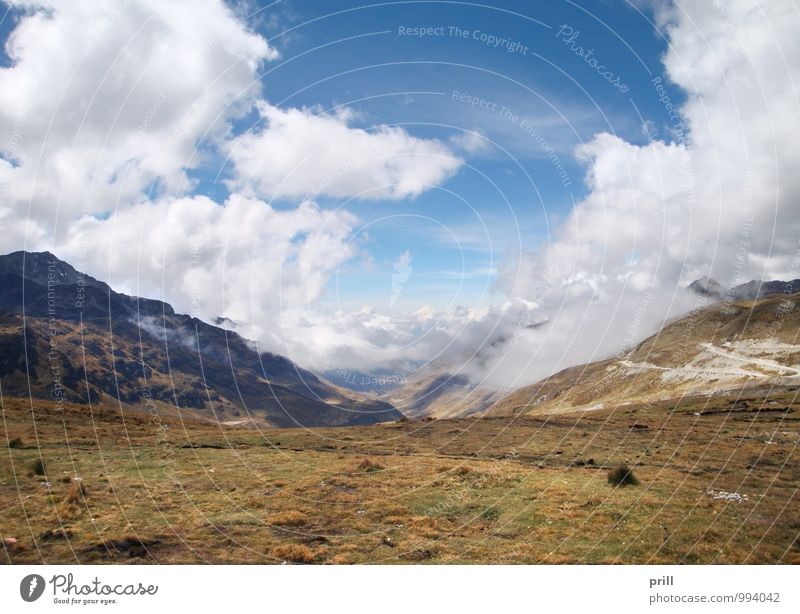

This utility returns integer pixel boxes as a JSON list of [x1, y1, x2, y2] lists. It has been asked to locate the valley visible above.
[[1, 253, 799, 565]]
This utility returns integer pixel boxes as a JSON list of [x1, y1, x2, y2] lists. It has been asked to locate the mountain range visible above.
[[0, 251, 401, 427], [2, 250, 798, 426]]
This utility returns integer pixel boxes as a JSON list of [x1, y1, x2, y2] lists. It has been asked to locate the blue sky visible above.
[[0, 0, 683, 314], [211, 0, 684, 312]]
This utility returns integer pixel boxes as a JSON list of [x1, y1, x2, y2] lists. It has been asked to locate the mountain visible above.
[[0, 251, 402, 427], [486, 290, 800, 417], [688, 276, 800, 301], [380, 365, 504, 420], [688, 276, 727, 300], [730, 279, 800, 300]]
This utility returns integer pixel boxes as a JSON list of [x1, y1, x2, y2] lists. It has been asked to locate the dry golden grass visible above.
[[271, 544, 317, 564], [1, 391, 798, 564], [267, 511, 306, 527], [356, 458, 385, 472]]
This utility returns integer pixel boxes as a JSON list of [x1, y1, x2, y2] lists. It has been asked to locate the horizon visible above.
[[3, 247, 799, 391]]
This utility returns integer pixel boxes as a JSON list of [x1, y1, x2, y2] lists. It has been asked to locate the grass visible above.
[[480, 507, 501, 521], [271, 544, 317, 564], [268, 511, 306, 527], [0, 392, 798, 564], [356, 458, 385, 472]]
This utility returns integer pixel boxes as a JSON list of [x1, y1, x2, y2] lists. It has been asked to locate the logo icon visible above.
[[20, 574, 46, 602]]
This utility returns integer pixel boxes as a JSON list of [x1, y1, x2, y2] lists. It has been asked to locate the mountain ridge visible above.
[[0, 251, 402, 427]]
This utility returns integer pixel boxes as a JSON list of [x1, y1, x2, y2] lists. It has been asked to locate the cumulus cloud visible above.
[[268, 299, 540, 382], [0, 0, 277, 249], [61, 194, 357, 330], [225, 102, 463, 200]]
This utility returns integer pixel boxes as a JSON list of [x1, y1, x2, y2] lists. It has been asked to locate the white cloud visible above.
[[449, 130, 491, 154], [264, 0, 798, 390], [268, 299, 540, 383], [225, 102, 463, 200], [61, 194, 357, 331], [0, 0, 277, 249]]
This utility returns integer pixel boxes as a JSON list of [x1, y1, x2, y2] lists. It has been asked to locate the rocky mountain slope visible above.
[[688, 276, 800, 301], [486, 289, 800, 417], [0, 251, 402, 427]]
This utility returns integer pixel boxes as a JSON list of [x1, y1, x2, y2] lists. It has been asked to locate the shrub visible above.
[[8, 437, 24, 449], [357, 458, 385, 472], [480, 507, 500, 521], [31, 458, 46, 476], [607, 463, 639, 487], [271, 543, 316, 563]]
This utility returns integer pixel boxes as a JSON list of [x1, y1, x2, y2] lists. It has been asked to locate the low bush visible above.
[[607, 463, 639, 487], [480, 507, 500, 521], [31, 458, 46, 476]]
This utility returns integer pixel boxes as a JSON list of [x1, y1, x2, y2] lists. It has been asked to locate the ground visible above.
[[1, 391, 798, 564]]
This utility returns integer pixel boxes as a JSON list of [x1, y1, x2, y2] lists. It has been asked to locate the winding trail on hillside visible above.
[[699, 343, 800, 376], [619, 342, 800, 380]]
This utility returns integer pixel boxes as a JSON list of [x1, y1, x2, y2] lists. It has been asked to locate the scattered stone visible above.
[[706, 488, 749, 503]]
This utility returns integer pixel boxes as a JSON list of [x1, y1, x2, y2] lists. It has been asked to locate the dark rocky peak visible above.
[[688, 276, 727, 300], [0, 250, 96, 287]]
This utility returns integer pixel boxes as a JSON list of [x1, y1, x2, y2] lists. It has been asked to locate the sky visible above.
[[1, 0, 798, 389]]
